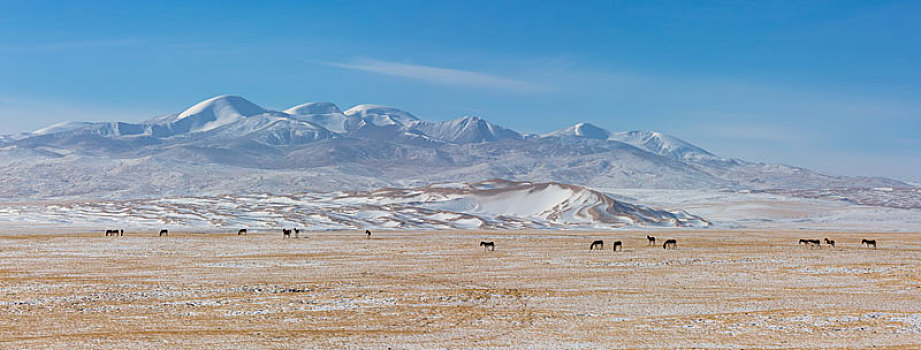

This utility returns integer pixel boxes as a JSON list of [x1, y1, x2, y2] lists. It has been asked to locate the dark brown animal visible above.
[[294, 228, 299, 238], [159, 229, 168, 236], [238, 229, 247, 235], [647, 235, 655, 245], [480, 241, 495, 251], [799, 239, 821, 248], [282, 229, 292, 238], [105, 229, 117, 236], [861, 239, 877, 249], [612, 241, 622, 251], [824, 238, 835, 247], [366, 229, 371, 239], [590, 240, 604, 250], [663, 239, 677, 250]]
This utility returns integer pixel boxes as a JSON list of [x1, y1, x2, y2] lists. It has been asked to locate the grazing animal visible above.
[[366, 229, 372, 239], [799, 239, 821, 248], [590, 240, 604, 250], [282, 229, 292, 238], [105, 229, 114, 236], [480, 241, 495, 251], [294, 228, 300, 238], [663, 239, 678, 250], [824, 238, 835, 247], [647, 235, 655, 245], [159, 229, 168, 236], [612, 241, 622, 251], [106, 229, 123, 236], [861, 239, 877, 249], [238, 229, 247, 235]]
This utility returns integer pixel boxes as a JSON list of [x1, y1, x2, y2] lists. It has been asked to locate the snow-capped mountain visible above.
[[31, 121, 96, 136], [284, 101, 343, 115], [414, 116, 522, 144], [547, 122, 718, 161], [0, 95, 908, 200]]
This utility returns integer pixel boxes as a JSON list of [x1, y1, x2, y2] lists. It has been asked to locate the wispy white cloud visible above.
[[318, 59, 547, 93]]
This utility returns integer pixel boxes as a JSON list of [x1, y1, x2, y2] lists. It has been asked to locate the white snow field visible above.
[[0, 180, 710, 231], [0, 180, 917, 232]]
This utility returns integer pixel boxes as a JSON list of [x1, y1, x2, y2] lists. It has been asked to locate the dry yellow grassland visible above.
[[0, 229, 919, 349]]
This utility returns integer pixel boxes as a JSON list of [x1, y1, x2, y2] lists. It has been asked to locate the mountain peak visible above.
[[284, 102, 343, 115], [546, 122, 612, 140], [609, 130, 717, 161], [174, 95, 267, 133], [31, 121, 95, 136], [412, 115, 521, 144], [344, 104, 419, 127], [178, 95, 265, 119]]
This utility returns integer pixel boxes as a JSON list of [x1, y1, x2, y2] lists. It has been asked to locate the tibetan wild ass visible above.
[[799, 239, 821, 248], [105, 229, 123, 236], [663, 239, 678, 250], [590, 240, 604, 250]]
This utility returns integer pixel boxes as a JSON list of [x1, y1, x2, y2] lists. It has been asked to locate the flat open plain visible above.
[[1, 229, 919, 349]]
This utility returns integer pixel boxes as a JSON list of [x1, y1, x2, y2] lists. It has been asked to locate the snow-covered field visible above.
[[1, 184, 918, 232], [604, 188, 921, 232], [0, 180, 710, 231], [0, 229, 918, 348]]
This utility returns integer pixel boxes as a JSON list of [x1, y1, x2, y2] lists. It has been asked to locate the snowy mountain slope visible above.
[[608, 130, 719, 161], [343, 104, 419, 127], [546, 122, 612, 140], [173, 94, 268, 133], [0, 95, 909, 201], [413, 116, 522, 144], [284, 101, 343, 115], [547, 122, 719, 161], [31, 121, 96, 136], [768, 187, 921, 210], [0, 180, 708, 229]]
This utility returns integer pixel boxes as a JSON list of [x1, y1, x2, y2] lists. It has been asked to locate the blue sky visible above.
[[1, 1, 919, 181]]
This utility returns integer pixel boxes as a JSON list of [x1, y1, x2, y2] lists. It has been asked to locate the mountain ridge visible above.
[[0, 95, 908, 200]]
